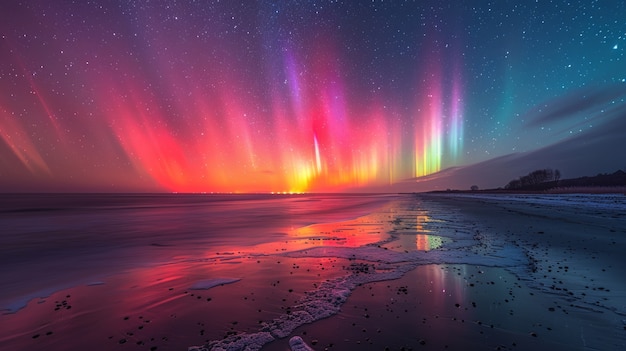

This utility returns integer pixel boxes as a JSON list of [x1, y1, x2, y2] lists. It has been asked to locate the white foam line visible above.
[[189, 261, 420, 351], [189, 241, 528, 351], [289, 336, 315, 351]]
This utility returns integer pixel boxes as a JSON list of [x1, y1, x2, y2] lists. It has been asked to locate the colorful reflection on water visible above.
[[416, 212, 431, 233], [380, 207, 448, 252], [414, 212, 445, 251], [0, 255, 350, 350], [0, 194, 398, 350], [415, 233, 443, 251], [0, 193, 452, 351]]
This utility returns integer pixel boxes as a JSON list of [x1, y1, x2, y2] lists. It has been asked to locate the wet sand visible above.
[[0, 255, 352, 351], [2, 193, 625, 350], [264, 265, 614, 351], [0, 194, 406, 351], [262, 193, 626, 350], [425, 194, 626, 316]]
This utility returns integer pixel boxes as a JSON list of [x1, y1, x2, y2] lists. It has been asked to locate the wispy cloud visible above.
[[524, 85, 626, 128]]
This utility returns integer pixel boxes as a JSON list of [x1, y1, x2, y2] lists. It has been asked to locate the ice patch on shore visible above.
[[446, 193, 626, 211], [189, 278, 241, 290], [1, 295, 42, 314], [289, 336, 315, 351], [2, 282, 105, 314]]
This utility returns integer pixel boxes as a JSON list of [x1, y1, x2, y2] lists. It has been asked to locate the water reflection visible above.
[[0, 194, 399, 350], [0, 194, 454, 351], [290, 216, 390, 247], [382, 205, 448, 252], [0, 255, 352, 350], [416, 212, 431, 233], [415, 212, 432, 251]]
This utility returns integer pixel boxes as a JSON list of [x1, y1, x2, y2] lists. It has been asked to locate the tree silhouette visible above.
[[504, 168, 561, 190]]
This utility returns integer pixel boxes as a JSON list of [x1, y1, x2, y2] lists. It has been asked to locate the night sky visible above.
[[1, 1, 624, 193]]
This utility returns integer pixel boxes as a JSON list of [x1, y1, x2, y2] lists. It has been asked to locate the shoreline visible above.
[[1, 193, 625, 350], [264, 193, 626, 350], [422, 194, 626, 343], [264, 264, 613, 351]]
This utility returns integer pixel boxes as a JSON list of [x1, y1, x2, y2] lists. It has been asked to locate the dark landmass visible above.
[[430, 169, 626, 194], [548, 169, 626, 188]]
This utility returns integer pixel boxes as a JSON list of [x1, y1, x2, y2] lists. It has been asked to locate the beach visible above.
[[416, 194, 626, 350], [0, 193, 625, 350], [259, 193, 626, 351]]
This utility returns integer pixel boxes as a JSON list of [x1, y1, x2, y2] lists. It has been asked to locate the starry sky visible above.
[[1, 0, 624, 193]]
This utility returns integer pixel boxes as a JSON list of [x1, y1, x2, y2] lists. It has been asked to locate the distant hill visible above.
[[547, 170, 626, 189], [501, 169, 626, 192]]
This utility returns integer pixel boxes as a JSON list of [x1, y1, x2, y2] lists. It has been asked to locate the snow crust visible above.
[[289, 336, 315, 351], [449, 193, 626, 211]]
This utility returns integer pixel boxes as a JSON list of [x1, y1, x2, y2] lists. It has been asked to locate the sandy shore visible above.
[[261, 193, 626, 351], [420, 194, 626, 349], [426, 193, 626, 315], [2, 194, 625, 351]]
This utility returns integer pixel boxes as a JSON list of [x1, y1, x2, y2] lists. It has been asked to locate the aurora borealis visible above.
[[1, 1, 624, 193]]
